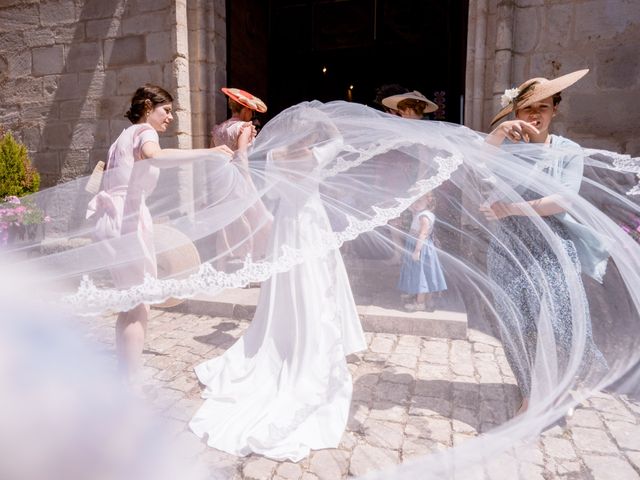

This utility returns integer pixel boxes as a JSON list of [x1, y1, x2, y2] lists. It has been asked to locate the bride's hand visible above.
[[211, 145, 234, 157]]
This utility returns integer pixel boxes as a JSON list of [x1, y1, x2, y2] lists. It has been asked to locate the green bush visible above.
[[0, 131, 40, 198]]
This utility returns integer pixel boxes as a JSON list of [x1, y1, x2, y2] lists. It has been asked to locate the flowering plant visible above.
[[0, 195, 49, 246], [500, 88, 520, 108]]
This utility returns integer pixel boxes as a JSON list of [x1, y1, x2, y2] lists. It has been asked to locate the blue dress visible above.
[[397, 210, 448, 294]]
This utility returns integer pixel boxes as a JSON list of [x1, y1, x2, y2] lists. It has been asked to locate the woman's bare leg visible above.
[[116, 303, 149, 383]]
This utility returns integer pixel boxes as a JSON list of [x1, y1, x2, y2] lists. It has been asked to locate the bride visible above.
[[189, 106, 366, 461]]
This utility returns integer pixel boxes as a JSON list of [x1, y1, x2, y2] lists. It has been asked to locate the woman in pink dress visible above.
[[89, 84, 233, 384], [210, 87, 270, 263]]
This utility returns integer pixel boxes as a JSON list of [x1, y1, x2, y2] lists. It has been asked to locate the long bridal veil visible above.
[[1, 100, 640, 477]]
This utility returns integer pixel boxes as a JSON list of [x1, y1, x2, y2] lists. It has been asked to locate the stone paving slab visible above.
[[174, 287, 468, 339], [79, 309, 640, 479]]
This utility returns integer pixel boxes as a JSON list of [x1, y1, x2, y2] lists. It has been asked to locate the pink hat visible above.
[[221, 87, 267, 113]]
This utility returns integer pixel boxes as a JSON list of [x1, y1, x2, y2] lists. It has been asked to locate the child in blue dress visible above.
[[397, 192, 447, 311]]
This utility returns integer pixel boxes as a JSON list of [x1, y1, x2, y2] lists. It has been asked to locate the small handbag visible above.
[[84, 160, 105, 194]]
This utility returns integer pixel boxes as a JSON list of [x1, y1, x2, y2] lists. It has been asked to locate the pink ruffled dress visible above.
[[87, 124, 160, 289]]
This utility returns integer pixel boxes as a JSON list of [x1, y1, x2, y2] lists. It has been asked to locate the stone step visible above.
[[163, 286, 467, 340]]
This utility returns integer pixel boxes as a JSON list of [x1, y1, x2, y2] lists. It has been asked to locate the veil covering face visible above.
[[1, 100, 640, 477]]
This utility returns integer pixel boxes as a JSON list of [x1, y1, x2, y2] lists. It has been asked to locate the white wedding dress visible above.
[[189, 142, 366, 462]]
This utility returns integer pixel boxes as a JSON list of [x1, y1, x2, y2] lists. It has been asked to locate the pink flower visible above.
[[44, 216, 51, 223], [621, 224, 631, 233]]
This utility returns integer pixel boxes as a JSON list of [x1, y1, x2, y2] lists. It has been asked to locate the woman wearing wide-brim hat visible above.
[[480, 69, 609, 416], [486, 69, 588, 145], [212, 87, 267, 150], [211, 87, 272, 264], [381, 90, 438, 119], [381, 90, 443, 309]]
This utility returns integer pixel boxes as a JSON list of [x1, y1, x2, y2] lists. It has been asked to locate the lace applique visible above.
[[63, 150, 463, 315], [585, 148, 640, 196]]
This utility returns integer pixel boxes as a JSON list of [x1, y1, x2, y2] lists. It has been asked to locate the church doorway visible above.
[[227, 0, 469, 123]]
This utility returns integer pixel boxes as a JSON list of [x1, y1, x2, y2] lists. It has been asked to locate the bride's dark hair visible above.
[[124, 84, 173, 124]]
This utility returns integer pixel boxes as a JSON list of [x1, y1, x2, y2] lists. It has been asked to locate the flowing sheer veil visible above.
[[2, 100, 640, 477]]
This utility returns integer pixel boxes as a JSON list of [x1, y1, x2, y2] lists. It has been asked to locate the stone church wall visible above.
[[466, 0, 640, 154], [0, 0, 226, 188]]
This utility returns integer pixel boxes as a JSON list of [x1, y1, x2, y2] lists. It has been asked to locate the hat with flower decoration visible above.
[[491, 69, 589, 125], [221, 87, 267, 113]]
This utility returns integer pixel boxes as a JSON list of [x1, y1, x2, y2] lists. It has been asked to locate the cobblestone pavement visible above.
[[80, 309, 640, 480]]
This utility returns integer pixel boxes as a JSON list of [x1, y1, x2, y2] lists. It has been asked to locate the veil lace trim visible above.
[[63, 151, 463, 315]]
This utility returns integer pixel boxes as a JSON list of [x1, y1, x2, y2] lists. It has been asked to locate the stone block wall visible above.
[[1, 0, 636, 190], [465, 0, 640, 154], [0, 0, 226, 188]]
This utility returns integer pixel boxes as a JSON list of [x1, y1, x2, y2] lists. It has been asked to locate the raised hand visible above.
[[491, 120, 540, 144], [237, 122, 257, 151]]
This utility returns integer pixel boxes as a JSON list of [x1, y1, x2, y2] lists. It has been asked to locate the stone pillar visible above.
[[0, 0, 228, 192], [464, 0, 516, 132], [464, 0, 489, 132], [171, 0, 195, 218]]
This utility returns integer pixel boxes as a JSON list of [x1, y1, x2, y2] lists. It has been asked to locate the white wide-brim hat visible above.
[[381, 90, 438, 114]]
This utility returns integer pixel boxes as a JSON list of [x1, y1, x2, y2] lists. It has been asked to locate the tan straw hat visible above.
[[221, 87, 268, 113], [381, 90, 439, 114], [153, 224, 201, 308], [491, 69, 589, 125]]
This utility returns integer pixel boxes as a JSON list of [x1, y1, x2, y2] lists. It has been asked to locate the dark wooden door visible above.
[[228, 0, 469, 123]]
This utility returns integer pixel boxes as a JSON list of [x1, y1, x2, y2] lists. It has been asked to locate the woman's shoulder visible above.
[[551, 134, 581, 150], [212, 119, 244, 148], [133, 122, 157, 134], [132, 123, 159, 142]]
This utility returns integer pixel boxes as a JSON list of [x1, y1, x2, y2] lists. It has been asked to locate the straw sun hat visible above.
[[221, 87, 268, 113], [491, 69, 589, 125], [381, 90, 439, 114]]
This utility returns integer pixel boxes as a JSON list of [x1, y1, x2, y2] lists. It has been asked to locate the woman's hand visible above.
[[211, 145, 234, 157], [487, 120, 540, 145], [479, 201, 513, 221], [238, 122, 256, 144], [411, 250, 421, 262]]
